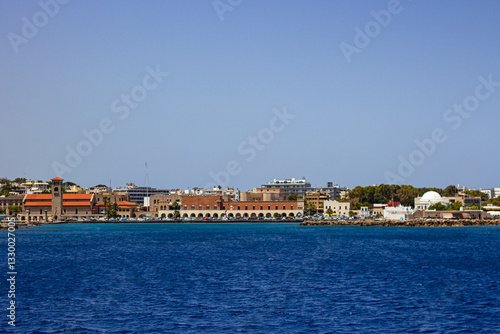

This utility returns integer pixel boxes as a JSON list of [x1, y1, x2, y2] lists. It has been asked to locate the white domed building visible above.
[[414, 191, 445, 210]]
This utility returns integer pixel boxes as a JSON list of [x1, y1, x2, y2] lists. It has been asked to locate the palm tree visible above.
[[325, 208, 334, 217]]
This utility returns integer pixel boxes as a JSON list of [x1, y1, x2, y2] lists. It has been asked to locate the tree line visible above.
[[347, 184, 489, 209]]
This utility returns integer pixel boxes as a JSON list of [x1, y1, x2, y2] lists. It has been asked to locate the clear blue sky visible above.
[[1, 0, 499, 190]]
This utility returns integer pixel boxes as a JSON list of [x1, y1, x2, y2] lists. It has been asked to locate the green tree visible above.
[[428, 202, 447, 211], [0, 208, 4, 214], [484, 196, 500, 206], [107, 203, 119, 218], [8, 205, 22, 216], [443, 185, 458, 197], [325, 208, 334, 216], [171, 201, 179, 210], [304, 202, 317, 215], [448, 201, 462, 211], [351, 202, 361, 210], [396, 185, 419, 207], [464, 190, 488, 202], [287, 194, 298, 201], [1, 178, 12, 195], [103, 196, 111, 219]]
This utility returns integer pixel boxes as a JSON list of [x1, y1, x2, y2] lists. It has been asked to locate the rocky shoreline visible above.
[[300, 218, 500, 227]]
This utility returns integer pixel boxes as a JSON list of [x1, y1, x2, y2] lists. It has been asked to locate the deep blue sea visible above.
[[1, 223, 499, 333]]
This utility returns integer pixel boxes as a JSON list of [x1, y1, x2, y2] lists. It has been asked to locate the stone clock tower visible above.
[[51, 177, 64, 221]]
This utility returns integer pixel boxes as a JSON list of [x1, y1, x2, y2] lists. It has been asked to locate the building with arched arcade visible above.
[[158, 195, 304, 219]]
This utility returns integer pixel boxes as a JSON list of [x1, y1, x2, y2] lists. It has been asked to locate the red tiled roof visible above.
[[51, 177, 63, 181], [63, 202, 92, 207], [25, 194, 93, 201], [24, 202, 52, 207], [63, 194, 93, 200], [25, 194, 52, 200], [117, 201, 138, 207]]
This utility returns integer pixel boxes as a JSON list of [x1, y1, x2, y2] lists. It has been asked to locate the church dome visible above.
[[420, 191, 443, 203]]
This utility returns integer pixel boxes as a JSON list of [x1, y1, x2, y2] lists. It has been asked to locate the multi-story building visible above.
[[18, 179, 50, 194], [0, 195, 25, 215], [480, 188, 500, 199], [261, 178, 312, 196], [158, 195, 304, 219], [113, 183, 170, 205], [184, 187, 240, 201], [151, 194, 183, 218], [94, 193, 131, 206], [95, 201, 139, 219], [314, 182, 345, 200], [305, 192, 329, 213], [240, 188, 287, 202], [85, 186, 112, 194]]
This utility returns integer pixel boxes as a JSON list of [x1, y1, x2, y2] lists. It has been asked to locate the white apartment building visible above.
[[323, 200, 350, 216]]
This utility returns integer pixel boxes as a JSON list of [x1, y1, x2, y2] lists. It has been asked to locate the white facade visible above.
[[323, 200, 350, 216], [414, 191, 444, 210], [384, 205, 414, 220]]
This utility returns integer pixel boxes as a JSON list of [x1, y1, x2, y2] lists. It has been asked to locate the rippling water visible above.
[[1, 223, 499, 333]]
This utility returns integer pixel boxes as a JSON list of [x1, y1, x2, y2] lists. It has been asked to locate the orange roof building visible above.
[[22, 191, 98, 221]]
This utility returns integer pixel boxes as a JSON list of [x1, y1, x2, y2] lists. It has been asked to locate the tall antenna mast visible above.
[[145, 162, 149, 190], [145, 162, 149, 207]]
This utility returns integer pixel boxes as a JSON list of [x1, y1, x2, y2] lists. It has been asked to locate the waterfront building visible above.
[[96, 201, 139, 219], [323, 200, 350, 217], [414, 191, 482, 210], [0, 194, 25, 215], [372, 204, 386, 217], [157, 195, 304, 219], [305, 192, 329, 213], [384, 204, 414, 220], [20, 177, 98, 221], [152, 194, 183, 218], [94, 193, 131, 205], [414, 191, 447, 210]]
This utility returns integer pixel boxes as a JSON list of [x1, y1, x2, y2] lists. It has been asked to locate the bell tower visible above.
[[51, 177, 64, 221]]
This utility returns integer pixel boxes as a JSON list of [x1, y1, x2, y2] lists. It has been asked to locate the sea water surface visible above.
[[1, 223, 499, 333]]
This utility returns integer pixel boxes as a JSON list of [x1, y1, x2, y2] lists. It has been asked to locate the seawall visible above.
[[300, 218, 500, 227]]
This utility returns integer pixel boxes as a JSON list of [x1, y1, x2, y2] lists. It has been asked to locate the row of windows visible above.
[[176, 205, 294, 210], [324, 206, 349, 210]]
